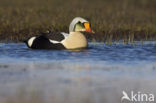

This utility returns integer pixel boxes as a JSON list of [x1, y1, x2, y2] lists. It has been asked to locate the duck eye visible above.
[[78, 21, 81, 24]]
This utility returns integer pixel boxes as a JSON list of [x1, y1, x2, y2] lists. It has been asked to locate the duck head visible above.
[[69, 17, 94, 33]]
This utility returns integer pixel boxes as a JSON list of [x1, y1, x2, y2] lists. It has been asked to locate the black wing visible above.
[[31, 35, 65, 49], [42, 32, 65, 41]]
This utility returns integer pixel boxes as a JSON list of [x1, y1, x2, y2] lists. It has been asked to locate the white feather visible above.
[[61, 32, 69, 38], [49, 39, 60, 44], [28, 37, 36, 47], [49, 32, 69, 44]]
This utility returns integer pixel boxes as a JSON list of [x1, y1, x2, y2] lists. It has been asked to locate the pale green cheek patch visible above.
[[74, 24, 85, 32]]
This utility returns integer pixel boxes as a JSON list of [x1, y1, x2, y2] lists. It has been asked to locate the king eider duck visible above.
[[24, 17, 94, 50]]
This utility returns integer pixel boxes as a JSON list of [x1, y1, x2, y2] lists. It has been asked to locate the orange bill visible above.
[[84, 22, 95, 33]]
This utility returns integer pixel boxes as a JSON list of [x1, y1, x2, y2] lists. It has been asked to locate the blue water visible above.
[[0, 42, 156, 64], [0, 42, 156, 103]]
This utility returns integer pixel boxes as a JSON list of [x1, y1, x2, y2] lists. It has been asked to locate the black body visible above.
[[25, 33, 66, 50]]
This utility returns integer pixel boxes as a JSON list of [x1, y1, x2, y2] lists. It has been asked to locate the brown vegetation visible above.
[[0, 0, 155, 42]]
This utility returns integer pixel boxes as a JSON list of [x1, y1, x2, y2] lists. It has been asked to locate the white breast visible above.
[[61, 32, 87, 49]]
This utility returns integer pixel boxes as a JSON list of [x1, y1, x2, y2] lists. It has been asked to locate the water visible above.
[[0, 42, 156, 103]]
